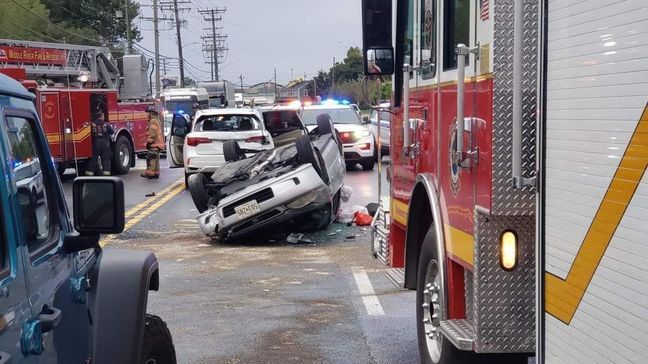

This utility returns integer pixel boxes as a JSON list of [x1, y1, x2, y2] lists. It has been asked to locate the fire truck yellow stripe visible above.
[[444, 224, 474, 267], [45, 126, 91, 144], [546, 104, 648, 324], [391, 198, 408, 225]]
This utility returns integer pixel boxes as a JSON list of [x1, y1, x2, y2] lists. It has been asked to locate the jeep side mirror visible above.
[[73, 177, 125, 234], [17, 187, 38, 241]]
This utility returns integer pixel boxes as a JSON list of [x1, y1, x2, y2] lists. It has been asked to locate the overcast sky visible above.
[[136, 0, 362, 86]]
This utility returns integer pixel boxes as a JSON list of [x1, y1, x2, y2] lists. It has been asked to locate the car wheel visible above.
[[223, 140, 246, 162], [360, 157, 375, 171], [316, 114, 334, 135], [141, 314, 177, 364], [295, 135, 328, 182], [188, 173, 210, 213], [184, 172, 191, 189], [112, 135, 132, 175]]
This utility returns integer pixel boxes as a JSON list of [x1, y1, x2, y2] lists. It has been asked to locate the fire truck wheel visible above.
[[113, 136, 132, 175], [141, 314, 177, 364], [416, 229, 474, 364], [187, 173, 210, 213]]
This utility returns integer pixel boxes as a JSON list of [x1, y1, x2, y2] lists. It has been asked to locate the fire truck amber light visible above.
[[500, 231, 518, 271]]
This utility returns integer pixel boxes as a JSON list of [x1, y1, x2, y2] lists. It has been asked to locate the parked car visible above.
[[301, 104, 377, 170], [167, 108, 274, 186], [186, 110, 345, 242], [0, 73, 176, 362], [368, 102, 391, 156]]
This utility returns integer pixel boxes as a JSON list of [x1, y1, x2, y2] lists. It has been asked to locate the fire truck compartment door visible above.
[[40, 93, 63, 158]]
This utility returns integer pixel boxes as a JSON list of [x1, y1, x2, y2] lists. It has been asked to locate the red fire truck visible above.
[[0, 39, 155, 175], [363, 0, 648, 363]]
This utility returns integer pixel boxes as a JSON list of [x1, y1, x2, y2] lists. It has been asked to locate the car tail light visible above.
[[187, 137, 211, 147], [246, 136, 264, 143]]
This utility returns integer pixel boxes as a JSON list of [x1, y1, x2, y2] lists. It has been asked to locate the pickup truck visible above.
[[0, 73, 176, 363]]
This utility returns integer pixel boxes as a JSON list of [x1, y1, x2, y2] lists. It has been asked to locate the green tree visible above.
[[0, 0, 53, 41]]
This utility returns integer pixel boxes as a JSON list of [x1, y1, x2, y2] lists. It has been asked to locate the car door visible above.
[[0, 110, 33, 364], [3, 109, 92, 362], [167, 113, 189, 168]]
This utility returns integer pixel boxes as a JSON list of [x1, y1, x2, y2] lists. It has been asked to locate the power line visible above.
[[1, 17, 62, 43], [9, 0, 99, 44]]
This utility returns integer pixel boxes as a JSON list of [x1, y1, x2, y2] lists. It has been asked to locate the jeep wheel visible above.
[[188, 173, 210, 213], [113, 135, 132, 175], [141, 314, 176, 364], [223, 140, 246, 162]]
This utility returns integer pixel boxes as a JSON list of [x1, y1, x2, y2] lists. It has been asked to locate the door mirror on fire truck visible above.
[[421, 49, 434, 72], [365, 49, 395, 76], [73, 177, 125, 234], [362, 0, 393, 75]]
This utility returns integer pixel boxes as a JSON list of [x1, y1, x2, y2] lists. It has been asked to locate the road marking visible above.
[[100, 179, 186, 247], [125, 178, 184, 218], [352, 268, 385, 316]]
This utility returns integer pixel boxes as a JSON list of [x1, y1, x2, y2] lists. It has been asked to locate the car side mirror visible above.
[[17, 187, 38, 241], [363, 116, 370, 124], [73, 177, 125, 235]]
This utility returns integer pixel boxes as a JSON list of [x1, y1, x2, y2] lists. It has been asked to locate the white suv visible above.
[[301, 104, 376, 170], [167, 108, 274, 186]]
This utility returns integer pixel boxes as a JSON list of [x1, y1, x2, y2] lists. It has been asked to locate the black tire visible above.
[[223, 140, 246, 162], [417, 228, 474, 364], [112, 135, 132, 175], [141, 314, 177, 364], [360, 157, 375, 171], [188, 173, 210, 213], [184, 172, 191, 189], [316, 113, 334, 135], [295, 135, 328, 184]]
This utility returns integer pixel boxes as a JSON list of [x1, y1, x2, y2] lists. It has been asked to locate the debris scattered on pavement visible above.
[[346, 234, 357, 240], [353, 211, 373, 226], [286, 233, 307, 244], [145, 192, 156, 197], [327, 229, 342, 236]]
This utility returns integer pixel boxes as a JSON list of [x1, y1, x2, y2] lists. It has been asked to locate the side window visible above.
[[421, 0, 437, 78], [0, 204, 7, 278], [443, 0, 470, 70], [5, 116, 56, 254], [405, 0, 415, 67]]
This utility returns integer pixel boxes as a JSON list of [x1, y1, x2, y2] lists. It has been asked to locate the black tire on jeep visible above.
[[188, 173, 210, 213], [141, 314, 177, 364], [223, 140, 246, 162], [295, 135, 328, 184], [316, 113, 334, 135]]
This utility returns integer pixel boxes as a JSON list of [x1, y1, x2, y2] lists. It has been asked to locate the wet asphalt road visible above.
[[61, 157, 416, 363]]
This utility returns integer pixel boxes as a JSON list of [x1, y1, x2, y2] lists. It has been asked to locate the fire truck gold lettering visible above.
[[546, 104, 648, 324]]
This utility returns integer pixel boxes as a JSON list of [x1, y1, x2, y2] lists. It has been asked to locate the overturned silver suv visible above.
[[185, 108, 345, 241]]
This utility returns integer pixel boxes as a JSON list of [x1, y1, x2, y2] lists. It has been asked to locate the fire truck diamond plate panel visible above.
[[492, 0, 537, 215], [472, 212, 535, 353]]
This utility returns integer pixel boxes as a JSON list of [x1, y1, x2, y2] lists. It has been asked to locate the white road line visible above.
[[352, 268, 385, 316]]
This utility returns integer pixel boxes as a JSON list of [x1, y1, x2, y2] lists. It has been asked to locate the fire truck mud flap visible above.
[[88, 249, 160, 363]]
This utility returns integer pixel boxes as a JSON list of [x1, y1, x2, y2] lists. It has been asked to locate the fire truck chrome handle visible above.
[[455, 44, 477, 168], [403, 64, 411, 157], [512, 0, 536, 189]]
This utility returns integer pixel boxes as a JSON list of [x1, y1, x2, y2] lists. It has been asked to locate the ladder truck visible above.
[[363, 0, 648, 363], [0, 39, 158, 175]]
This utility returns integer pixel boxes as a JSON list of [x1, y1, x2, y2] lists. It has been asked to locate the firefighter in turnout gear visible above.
[[142, 105, 165, 179], [86, 111, 114, 176]]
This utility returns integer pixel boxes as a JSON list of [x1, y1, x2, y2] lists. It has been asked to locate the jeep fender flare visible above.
[[403, 174, 446, 297], [89, 249, 160, 364]]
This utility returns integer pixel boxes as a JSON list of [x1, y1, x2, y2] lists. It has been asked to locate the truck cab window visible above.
[[443, 0, 470, 70], [5, 116, 55, 254], [421, 0, 437, 78], [405, 0, 415, 67]]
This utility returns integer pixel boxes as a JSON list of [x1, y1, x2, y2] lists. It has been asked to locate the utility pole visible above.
[[161, 0, 190, 87], [153, 0, 160, 96], [274, 68, 277, 100], [125, 0, 132, 54], [200, 8, 227, 81], [239, 75, 244, 102], [332, 57, 336, 97]]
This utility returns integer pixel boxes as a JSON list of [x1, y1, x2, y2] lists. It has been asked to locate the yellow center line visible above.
[[125, 178, 184, 218], [100, 179, 187, 247]]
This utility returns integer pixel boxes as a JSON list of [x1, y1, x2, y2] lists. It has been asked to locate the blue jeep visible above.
[[0, 74, 176, 363]]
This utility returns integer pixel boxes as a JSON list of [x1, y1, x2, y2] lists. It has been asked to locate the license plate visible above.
[[234, 200, 261, 219]]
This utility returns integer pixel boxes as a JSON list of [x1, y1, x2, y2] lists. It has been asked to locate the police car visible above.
[[300, 102, 376, 170]]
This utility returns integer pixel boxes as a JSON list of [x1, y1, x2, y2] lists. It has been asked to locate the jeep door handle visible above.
[[39, 307, 62, 332]]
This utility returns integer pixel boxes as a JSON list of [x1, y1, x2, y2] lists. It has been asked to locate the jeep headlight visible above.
[[354, 130, 371, 139], [287, 187, 327, 209]]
